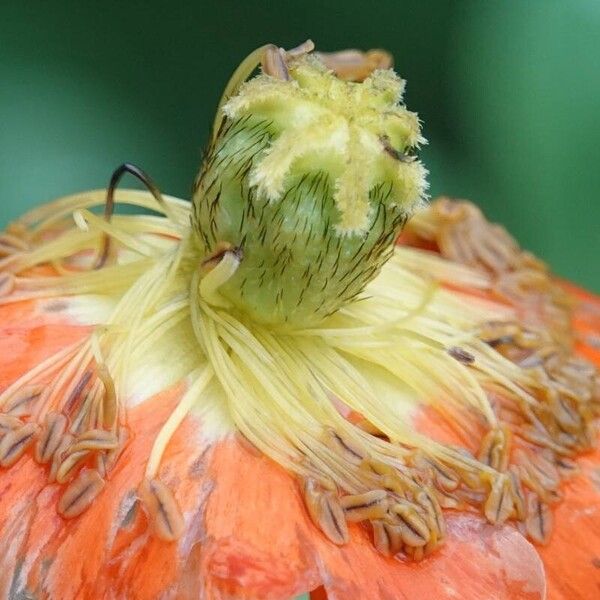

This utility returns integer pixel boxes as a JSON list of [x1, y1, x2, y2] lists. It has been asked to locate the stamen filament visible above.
[[145, 365, 214, 478]]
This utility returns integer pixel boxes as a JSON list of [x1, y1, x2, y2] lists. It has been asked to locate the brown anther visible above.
[[515, 449, 560, 499], [315, 49, 393, 82], [508, 467, 526, 520], [140, 478, 185, 542], [69, 429, 119, 454], [448, 346, 476, 365], [434, 488, 462, 510], [0, 413, 24, 435], [372, 519, 392, 556], [56, 449, 89, 484], [404, 544, 425, 562], [285, 39, 315, 59], [415, 455, 460, 492], [374, 520, 404, 556], [380, 473, 408, 498], [58, 468, 105, 519], [3, 385, 43, 417], [525, 493, 553, 545], [479, 322, 520, 346], [324, 428, 364, 464], [390, 502, 431, 548], [0, 272, 15, 297], [433, 462, 461, 492], [49, 433, 74, 482], [415, 488, 445, 540], [551, 396, 582, 434], [303, 477, 349, 545], [35, 411, 68, 464], [0, 422, 39, 467], [478, 426, 511, 472], [339, 489, 388, 522], [261, 44, 291, 80], [555, 456, 579, 478], [484, 475, 514, 525], [318, 492, 350, 545], [63, 371, 93, 414]]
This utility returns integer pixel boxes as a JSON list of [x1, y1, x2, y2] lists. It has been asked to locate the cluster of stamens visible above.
[[0, 338, 121, 518]]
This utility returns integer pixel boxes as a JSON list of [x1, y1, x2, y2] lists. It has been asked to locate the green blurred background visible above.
[[1, 1, 599, 292]]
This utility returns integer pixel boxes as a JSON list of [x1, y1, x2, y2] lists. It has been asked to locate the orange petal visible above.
[[310, 515, 545, 600], [202, 437, 321, 599], [0, 301, 88, 389], [537, 446, 600, 600]]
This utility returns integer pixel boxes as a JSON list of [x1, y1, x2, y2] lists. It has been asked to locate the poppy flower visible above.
[[0, 42, 599, 600]]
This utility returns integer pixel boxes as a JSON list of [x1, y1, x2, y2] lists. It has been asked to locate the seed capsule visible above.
[[192, 46, 427, 326]]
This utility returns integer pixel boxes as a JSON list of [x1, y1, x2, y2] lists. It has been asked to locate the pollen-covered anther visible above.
[[140, 478, 185, 542], [410, 451, 460, 492], [55, 449, 90, 484], [477, 426, 511, 472], [525, 493, 553, 545], [339, 489, 389, 522], [372, 519, 400, 556], [302, 477, 349, 546], [58, 468, 106, 519], [484, 474, 514, 525], [389, 501, 431, 548], [2, 385, 43, 417], [0, 422, 40, 467], [314, 48, 393, 82], [323, 427, 365, 465], [0, 413, 24, 435], [35, 411, 68, 464]]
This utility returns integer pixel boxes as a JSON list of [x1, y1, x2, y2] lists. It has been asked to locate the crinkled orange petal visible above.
[[536, 284, 600, 600], [201, 436, 546, 600], [312, 514, 546, 600], [202, 437, 322, 599], [0, 300, 88, 388]]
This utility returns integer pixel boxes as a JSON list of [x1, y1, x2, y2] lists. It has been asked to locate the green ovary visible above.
[[192, 54, 428, 327]]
